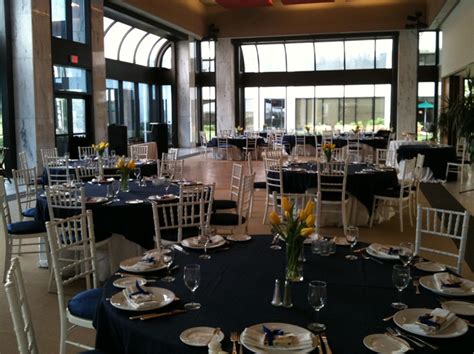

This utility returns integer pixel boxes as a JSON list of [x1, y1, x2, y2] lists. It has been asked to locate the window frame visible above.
[[51, 0, 91, 45]]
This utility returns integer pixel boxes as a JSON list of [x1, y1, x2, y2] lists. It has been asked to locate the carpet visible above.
[[420, 183, 474, 271]]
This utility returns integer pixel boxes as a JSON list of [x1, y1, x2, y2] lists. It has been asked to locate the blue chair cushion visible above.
[[210, 213, 246, 226], [253, 181, 267, 189], [213, 199, 237, 210], [21, 207, 36, 218], [7, 220, 46, 235], [68, 288, 103, 320], [161, 227, 200, 242]]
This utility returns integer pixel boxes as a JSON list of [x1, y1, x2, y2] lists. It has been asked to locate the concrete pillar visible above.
[[91, 0, 107, 142], [396, 30, 418, 139], [215, 38, 235, 133], [176, 40, 196, 147], [11, 0, 54, 169]]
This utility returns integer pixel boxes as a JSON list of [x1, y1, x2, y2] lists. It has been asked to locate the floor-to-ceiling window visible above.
[[236, 34, 397, 133], [104, 15, 176, 145], [196, 41, 216, 141]]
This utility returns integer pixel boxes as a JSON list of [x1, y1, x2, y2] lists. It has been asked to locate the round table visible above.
[[93, 237, 474, 353]]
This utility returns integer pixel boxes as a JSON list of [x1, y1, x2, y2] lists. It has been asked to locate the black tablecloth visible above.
[[207, 137, 266, 149], [397, 145, 457, 180], [93, 236, 474, 354], [282, 136, 387, 154], [35, 181, 179, 249], [274, 163, 399, 213]]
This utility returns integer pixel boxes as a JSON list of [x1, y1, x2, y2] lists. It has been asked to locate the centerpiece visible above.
[[321, 143, 335, 162], [304, 125, 311, 134], [269, 198, 315, 282], [235, 125, 244, 136], [116, 156, 136, 192], [92, 141, 109, 180]]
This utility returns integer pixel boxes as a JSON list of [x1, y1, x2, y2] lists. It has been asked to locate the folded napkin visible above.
[[404, 308, 456, 334], [380, 246, 399, 255], [123, 281, 159, 310], [121, 255, 159, 272], [241, 327, 313, 350], [433, 272, 469, 295]]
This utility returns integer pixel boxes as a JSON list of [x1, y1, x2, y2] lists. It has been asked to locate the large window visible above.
[[51, 0, 88, 44], [200, 41, 215, 72], [237, 34, 396, 132]]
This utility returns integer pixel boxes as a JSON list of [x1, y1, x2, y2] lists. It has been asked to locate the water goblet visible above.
[[160, 246, 175, 282], [399, 242, 414, 266], [112, 180, 120, 202], [391, 265, 410, 310], [183, 264, 201, 310], [345, 226, 359, 260], [133, 167, 141, 185], [270, 232, 282, 250], [199, 228, 213, 260], [308, 280, 327, 332]]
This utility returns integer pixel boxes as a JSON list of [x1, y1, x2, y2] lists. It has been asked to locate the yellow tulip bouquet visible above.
[[269, 197, 315, 282], [115, 156, 136, 192], [321, 143, 336, 162], [92, 141, 109, 157]]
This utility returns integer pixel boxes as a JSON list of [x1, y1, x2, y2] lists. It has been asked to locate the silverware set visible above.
[[386, 327, 438, 350], [361, 253, 384, 264]]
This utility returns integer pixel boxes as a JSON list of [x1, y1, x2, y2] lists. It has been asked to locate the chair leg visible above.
[[341, 202, 347, 234], [370, 199, 376, 228], [399, 201, 404, 233], [408, 199, 413, 227]]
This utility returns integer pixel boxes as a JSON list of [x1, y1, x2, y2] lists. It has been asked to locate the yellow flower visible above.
[[305, 214, 315, 227], [300, 227, 315, 237], [303, 201, 314, 217], [127, 159, 136, 170], [116, 157, 125, 169], [298, 209, 307, 221], [284, 210, 291, 219], [269, 211, 281, 225], [281, 197, 292, 212]]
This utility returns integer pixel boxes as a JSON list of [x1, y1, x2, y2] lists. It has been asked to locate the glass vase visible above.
[[120, 172, 129, 192], [98, 156, 104, 180], [286, 241, 304, 282], [325, 152, 332, 162]]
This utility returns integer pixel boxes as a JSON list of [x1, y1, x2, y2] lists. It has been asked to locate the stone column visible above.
[[176, 40, 196, 147], [396, 30, 418, 139], [215, 38, 235, 133], [11, 0, 54, 169], [91, 0, 107, 142]]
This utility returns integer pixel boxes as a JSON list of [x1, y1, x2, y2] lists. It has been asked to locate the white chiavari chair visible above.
[[159, 159, 184, 180], [446, 137, 470, 192], [12, 168, 39, 221], [375, 148, 388, 165], [415, 205, 470, 275], [294, 135, 306, 156], [130, 145, 149, 161], [263, 158, 284, 224], [216, 137, 232, 160], [78, 146, 96, 160], [40, 147, 58, 167], [213, 163, 243, 212], [243, 137, 258, 160], [370, 157, 416, 232], [45, 155, 73, 187], [75, 165, 98, 182]]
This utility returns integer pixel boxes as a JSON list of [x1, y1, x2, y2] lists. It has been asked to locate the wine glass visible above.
[[345, 226, 359, 260], [270, 231, 282, 250], [391, 265, 410, 310], [160, 246, 175, 282], [134, 167, 141, 185], [183, 264, 201, 310], [199, 227, 213, 260], [112, 180, 120, 202], [308, 280, 327, 332], [399, 242, 414, 266]]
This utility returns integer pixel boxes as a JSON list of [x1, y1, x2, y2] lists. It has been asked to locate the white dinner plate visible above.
[[109, 287, 175, 312], [226, 234, 252, 242], [147, 194, 178, 201], [441, 300, 474, 316], [414, 261, 447, 272], [240, 323, 317, 353], [119, 256, 167, 273], [91, 178, 115, 184], [393, 308, 468, 338], [181, 235, 226, 249], [85, 196, 108, 204], [179, 327, 224, 347], [334, 237, 350, 246], [112, 276, 147, 289], [363, 333, 411, 353], [367, 243, 400, 260], [419, 275, 474, 297], [125, 199, 144, 204]]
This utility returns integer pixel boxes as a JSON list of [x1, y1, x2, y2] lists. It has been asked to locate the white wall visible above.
[[441, 0, 474, 77]]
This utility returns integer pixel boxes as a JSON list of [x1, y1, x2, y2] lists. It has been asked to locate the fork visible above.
[[320, 332, 333, 354], [391, 327, 438, 350], [230, 332, 239, 354], [386, 327, 424, 348], [413, 277, 420, 295]]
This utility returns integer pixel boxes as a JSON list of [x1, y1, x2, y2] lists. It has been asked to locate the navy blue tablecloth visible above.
[[275, 163, 399, 213], [207, 137, 266, 149], [93, 236, 474, 354], [397, 145, 457, 180], [282, 136, 387, 154], [35, 181, 179, 249]]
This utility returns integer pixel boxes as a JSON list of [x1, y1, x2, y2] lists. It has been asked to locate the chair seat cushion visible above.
[[254, 181, 267, 189], [376, 187, 410, 198], [21, 207, 36, 218], [67, 288, 103, 320], [213, 199, 237, 210], [321, 191, 349, 202], [161, 227, 200, 242], [210, 213, 246, 226], [7, 220, 46, 235]]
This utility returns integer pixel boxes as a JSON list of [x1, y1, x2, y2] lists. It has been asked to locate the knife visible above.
[[172, 244, 189, 255], [320, 333, 332, 354], [129, 308, 188, 320]]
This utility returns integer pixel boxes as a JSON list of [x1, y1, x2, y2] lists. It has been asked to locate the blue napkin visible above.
[[388, 247, 399, 255], [263, 325, 284, 346], [129, 280, 151, 298], [418, 314, 441, 330]]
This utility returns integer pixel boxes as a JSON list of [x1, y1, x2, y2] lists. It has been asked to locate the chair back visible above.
[[399, 157, 416, 198], [12, 168, 39, 220], [45, 185, 85, 220], [219, 129, 232, 137], [4, 257, 39, 354], [77, 146, 96, 160], [414, 153, 425, 181], [245, 137, 257, 150], [264, 158, 283, 194], [236, 173, 255, 226], [45, 156, 73, 186], [317, 160, 348, 202], [199, 131, 208, 146], [46, 210, 98, 297], [1, 175, 12, 224], [18, 151, 29, 170], [332, 147, 346, 161], [75, 165, 98, 181], [151, 198, 182, 246], [415, 205, 470, 274], [162, 150, 177, 161], [375, 148, 388, 165], [294, 135, 306, 155], [271, 192, 309, 217], [229, 163, 243, 202], [456, 137, 468, 161], [159, 159, 184, 179], [180, 183, 215, 233], [41, 148, 58, 166], [322, 131, 333, 145], [217, 137, 229, 148], [264, 148, 283, 160], [130, 145, 149, 161], [345, 134, 360, 161]]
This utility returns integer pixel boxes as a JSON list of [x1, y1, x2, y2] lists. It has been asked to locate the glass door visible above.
[[54, 95, 89, 155]]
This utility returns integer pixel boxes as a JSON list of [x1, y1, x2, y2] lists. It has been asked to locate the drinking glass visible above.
[[391, 265, 410, 310], [134, 167, 141, 184], [112, 180, 120, 202], [399, 242, 414, 266], [345, 226, 359, 260], [308, 280, 327, 332], [199, 227, 213, 260], [183, 264, 201, 310], [270, 232, 282, 250], [160, 246, 175, 282]]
